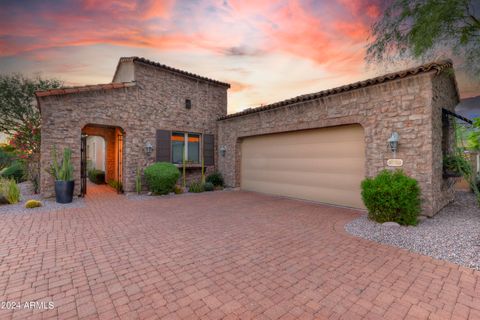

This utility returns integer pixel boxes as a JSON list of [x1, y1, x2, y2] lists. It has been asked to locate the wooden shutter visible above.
[[203, 134, 214, 166], [156, 130, 171, 162]]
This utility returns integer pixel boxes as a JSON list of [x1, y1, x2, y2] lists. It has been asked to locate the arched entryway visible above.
[[81, 124, 125, 196]]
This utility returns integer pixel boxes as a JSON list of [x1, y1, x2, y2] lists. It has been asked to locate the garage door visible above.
[[241, 124, 365, 208]]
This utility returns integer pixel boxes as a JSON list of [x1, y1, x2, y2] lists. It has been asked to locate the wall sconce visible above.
[[388, 132, 399, 156], [144, 141, 153, 156], [219, 145, 226, 157]]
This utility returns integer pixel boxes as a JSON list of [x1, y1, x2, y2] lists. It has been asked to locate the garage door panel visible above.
[[242, 141, 364, 159], [242, 170, 363, 190], [240, 124, 365, 209], [242, 157, 365, 174], [242, 180, 362, 208]]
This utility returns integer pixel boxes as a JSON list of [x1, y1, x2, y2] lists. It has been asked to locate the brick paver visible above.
[[0, 184, 479, 319]]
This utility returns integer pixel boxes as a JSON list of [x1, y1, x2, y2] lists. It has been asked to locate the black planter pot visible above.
[[55, 180, 74, 204], [442, 169, 462, 179]]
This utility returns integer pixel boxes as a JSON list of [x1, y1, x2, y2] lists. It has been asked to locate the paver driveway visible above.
[[0, 185, 479, 320]]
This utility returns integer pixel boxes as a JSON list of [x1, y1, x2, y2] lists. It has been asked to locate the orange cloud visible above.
[[229, 81, 252, 92]]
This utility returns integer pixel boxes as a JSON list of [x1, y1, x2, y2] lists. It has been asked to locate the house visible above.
[[36, 57, 460, 216]]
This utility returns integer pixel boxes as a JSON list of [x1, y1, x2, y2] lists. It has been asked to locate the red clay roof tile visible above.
[[218, 59, 454, 120]]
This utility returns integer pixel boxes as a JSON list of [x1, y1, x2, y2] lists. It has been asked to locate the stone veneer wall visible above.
[[217, 71, 459, 216], [39, 62, 228, 197]]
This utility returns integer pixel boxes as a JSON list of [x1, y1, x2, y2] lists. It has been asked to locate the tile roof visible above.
[[122, 56, 231, 88], [35, 82, 136, 97], [218, 59, 454, 120]]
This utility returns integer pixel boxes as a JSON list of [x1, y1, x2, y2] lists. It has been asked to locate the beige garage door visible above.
[[241, 124, 365, 208]]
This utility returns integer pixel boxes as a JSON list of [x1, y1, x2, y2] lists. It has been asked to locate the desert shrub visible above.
[[443, 154, 472, 177], [0, 147, 15, 170], [25, 199, 42, 208], [206, 171, 224, 187], [204, 182, 214, 191], [144, 162, 180, 195], [361, 170, 420, 226], [88, 169, 105, 184], [0, 161, 25, 182], [108, 179, 123, 191], [0, 178, 20, 204], [189, 181, 204, 193], [174, 185, 184, 194]]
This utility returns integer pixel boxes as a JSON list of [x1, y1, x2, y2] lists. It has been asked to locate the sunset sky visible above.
[[0, 0, 478, 114]]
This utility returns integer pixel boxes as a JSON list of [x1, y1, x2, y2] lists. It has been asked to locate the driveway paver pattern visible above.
[[0, 184, 479, 320]]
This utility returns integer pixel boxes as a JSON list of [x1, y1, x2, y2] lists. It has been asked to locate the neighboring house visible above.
[[36, 57, 459, 216]]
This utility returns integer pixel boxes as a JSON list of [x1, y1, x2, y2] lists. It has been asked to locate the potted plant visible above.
[[48, 146, 74, 203], [442, 154, 471, 178]]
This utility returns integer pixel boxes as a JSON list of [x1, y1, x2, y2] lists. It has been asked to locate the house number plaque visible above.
[[387, 159, 403, 167]]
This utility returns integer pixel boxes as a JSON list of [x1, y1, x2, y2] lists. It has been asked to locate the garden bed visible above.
[[345, 191, 480, 270], [0, 182, 85, 214]]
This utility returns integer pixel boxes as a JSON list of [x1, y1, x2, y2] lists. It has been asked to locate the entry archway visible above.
[[81, 124, 125, 195]]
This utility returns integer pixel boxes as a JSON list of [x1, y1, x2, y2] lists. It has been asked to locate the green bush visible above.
[[0, 147, 15, 170], [88, 169, 105, 184], [108, 179, 123, 191], [189, 181, 204, 193], [0, 178, 20, 204], [25, 199, 42, 208], [204, 182, 214, 191], [0, 161, 25, 182], [206, 171, 224, 187], [443, 154, 472, 176], [174, 185, 184, 194], [361, 170, 420, 226], [144, 162, 180, 195]]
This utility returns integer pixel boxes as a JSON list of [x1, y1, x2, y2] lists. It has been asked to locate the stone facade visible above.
[[38, 57, 459, 216], [217, 68, 459, 216], [38, 58, 229, 197]]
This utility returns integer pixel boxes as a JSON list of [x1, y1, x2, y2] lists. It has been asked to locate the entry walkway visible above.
[[0, 191, 478, 319]]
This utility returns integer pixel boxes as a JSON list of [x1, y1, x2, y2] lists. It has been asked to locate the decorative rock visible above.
[[382, 222, 401, 227]]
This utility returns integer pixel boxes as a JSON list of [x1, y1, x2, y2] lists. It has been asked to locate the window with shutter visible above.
[[156, 130, 171, 162], [203, 134, 214, 166]]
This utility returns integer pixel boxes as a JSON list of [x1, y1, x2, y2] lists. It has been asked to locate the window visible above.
[[171, 132, 201, 164]]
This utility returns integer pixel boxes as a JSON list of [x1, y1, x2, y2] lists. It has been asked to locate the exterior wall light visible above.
[[219, 145, 226, 157], [388, 132, 399, 156], [145, 141, 153, 156]]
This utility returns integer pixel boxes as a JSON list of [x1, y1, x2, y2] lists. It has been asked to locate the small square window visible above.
[[185, 99, 192, 109]]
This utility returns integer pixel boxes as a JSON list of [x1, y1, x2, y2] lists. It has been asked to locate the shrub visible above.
[[206, 171, 224, 187], [25, 199, 42, 208], [0, 147, 15, 170], [174, 185, 184, 194], [144, 162, 180, 195], [443, 154, 472, 177], [0, 161, 25, 182], [361, 170, 420, 226], [88, 169, 105, 184], [0, 178, 20, 204], [204, 182, 214, 191], [189, 181, 204, 193], [108, 179, 123, 191]]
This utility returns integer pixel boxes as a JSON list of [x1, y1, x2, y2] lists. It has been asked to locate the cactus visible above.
[[48, 146, 74, 181]]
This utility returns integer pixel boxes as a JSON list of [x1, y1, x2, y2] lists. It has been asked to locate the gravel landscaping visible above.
[[0, 182, 85, 215], [345, 191, 480, 270]]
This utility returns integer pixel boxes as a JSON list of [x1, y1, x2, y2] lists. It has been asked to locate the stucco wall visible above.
[[218, 71, 458, 216], [39, 62, 228, 197]]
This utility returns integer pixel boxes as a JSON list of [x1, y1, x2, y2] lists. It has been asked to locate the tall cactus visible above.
[[49, 146, 74, 181]]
